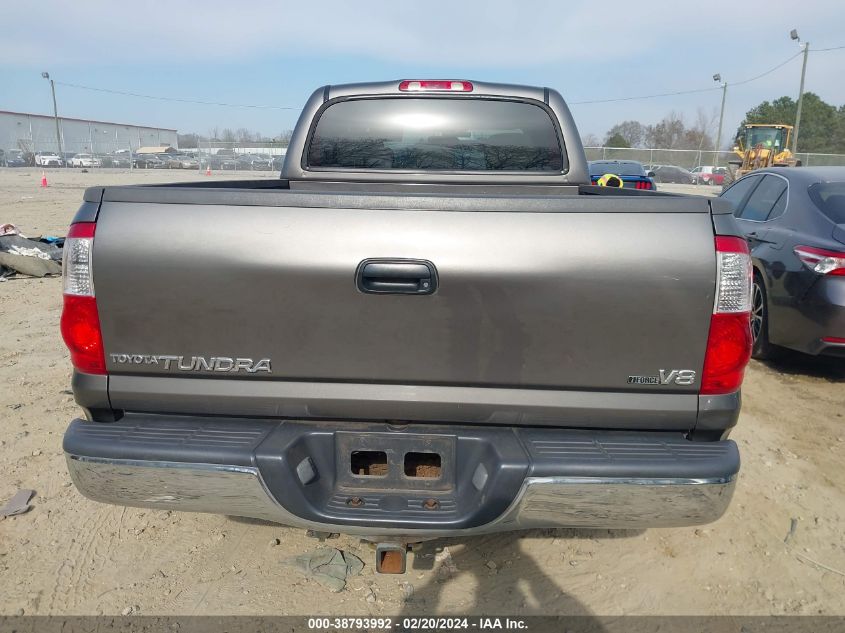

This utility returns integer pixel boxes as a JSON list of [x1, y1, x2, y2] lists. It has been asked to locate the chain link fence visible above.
[[584, 147, 845, 169]]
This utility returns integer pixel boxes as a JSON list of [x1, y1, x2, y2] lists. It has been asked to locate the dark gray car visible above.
[[652, 164, 695, 184], [720, 167, 845, 358]]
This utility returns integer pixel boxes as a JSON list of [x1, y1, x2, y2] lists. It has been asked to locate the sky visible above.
[[2, 0, 845, 147]]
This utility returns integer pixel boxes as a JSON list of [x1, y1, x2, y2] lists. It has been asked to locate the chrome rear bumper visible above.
[[66, 454, 736, 537]]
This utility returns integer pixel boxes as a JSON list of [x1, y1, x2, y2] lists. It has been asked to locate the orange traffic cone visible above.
[[205, 165, 212, 176], [40, 172, 48, 188]]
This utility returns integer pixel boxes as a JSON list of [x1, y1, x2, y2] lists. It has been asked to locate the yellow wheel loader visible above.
[[729, 124, 800, 180]]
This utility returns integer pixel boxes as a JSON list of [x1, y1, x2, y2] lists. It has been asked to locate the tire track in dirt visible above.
[[45, 505, 121, 612]]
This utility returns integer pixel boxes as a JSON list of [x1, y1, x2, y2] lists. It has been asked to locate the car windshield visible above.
[[808, 182, 845, 224], [589, 161, 646, 176], [307, 97, 565, 172]]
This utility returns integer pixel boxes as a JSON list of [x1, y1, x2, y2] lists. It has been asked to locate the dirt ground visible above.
[[0, 168, 843, 617]]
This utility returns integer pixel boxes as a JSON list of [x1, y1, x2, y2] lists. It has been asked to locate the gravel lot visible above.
[[0, 168, 843, 616]]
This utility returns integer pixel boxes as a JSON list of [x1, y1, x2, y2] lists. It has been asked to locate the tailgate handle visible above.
[[356, 259, 437, 295]]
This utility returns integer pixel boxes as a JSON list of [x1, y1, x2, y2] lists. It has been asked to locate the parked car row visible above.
[[133, 154, 192, 169], [586, 161, 731, 187], [199, 153, 281, 171], [640, 164, 729, 185], [1, 150, 130, 168], [2, 149, 287, 170]]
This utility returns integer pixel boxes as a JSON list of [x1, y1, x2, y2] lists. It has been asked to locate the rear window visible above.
[[306, 98, 565, 172], [808, 182, 845, 224], [739, 175, 787, 222], [721, 175, 761, 213]]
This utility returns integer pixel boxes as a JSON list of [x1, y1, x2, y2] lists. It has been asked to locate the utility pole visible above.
[[41, 72, 65, 165], [713, 74, 727, 167], [790, 30, 809, 155]]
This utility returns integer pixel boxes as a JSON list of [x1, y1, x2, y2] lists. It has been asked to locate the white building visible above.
[[0, 110, 178, 155]]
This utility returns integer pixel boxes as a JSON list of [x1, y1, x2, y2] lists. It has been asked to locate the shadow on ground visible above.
[[394, 528, 639, 625], [758, 349, 845, 382]]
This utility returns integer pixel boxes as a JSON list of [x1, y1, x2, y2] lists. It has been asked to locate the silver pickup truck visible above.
[[61, 80, 752, 572]]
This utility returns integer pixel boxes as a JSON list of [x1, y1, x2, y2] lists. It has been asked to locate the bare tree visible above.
[[236, 128, 254, 142], [685, 107, 718, 151], [580, 133, 601, 147], [645, 111, 686, 149], [276, 130, 294, 146], [605, 120, 646, 148]]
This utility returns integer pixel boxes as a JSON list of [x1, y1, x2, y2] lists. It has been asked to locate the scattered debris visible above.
[[0, 233, 63, 279], [434, 547, 458, 578], [784, 517, 799, 544], [795, 552, 845, 578], [286, 548, 364, 593], [0, 223, 22, 237], [0, 489, 35, 518], [399, 581, 414, 602], [364, 587, 377, 603]]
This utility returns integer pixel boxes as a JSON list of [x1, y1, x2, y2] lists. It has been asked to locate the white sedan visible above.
[[70, 154, 102, 168], [34, 152, 63, 167]]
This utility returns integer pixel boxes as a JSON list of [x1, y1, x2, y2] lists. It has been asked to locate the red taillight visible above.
[[793, 245, 845, 276], [714, 235, 749, 257], [61, 295, 106, 374], [399, 80, 473, 92], [701, 236, 752, 395], [701, 313, 752, 394], [61, 221, 106, 374], [822, 337, 845, 344], [67, 222, 96, 239]]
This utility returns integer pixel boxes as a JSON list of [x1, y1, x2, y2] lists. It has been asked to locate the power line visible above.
[[56, 44, 845, 111], [731, 50, 803, 86], [570, 85, 720, 105], [570, 49, 805, 106], [54, 81, 299, 110]]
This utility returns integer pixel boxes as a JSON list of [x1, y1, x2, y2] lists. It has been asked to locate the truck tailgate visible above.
[[92, 192, 716, 428]]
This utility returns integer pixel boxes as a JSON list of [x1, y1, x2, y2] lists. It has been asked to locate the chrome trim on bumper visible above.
[[66, 455, 736, 536], [497, 476, 736, 530]]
